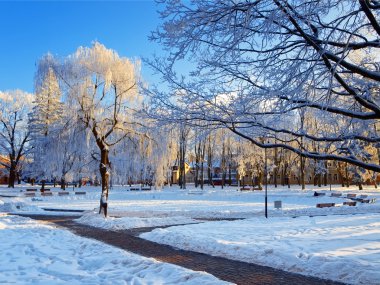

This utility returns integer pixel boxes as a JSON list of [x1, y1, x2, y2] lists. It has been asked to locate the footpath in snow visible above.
[[0, 214, 229, 285], [1, 184, 380, 284], [141, 213, 380, 285]]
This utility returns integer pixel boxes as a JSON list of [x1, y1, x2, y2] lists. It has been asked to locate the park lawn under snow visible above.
[[141, 213, 380, 285], [0, 214, 229, 285], [2, 184, 380, 219], [1, 184, 380, 284]]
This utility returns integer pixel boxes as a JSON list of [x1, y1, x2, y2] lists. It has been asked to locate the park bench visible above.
[[343, 201, 357, 206], [313, 192, 326, 197], [330, 193, 342, 197], [188, 189, 203, 195], [130, 187, 140, 191], [240, 187, 251, 191], [252, 187, 262, 191], [141, 187, 151, 191], [316, 203, 335, 208], [41, 191, 53, 196], [359, 198, 376, 203], [346, 194, 357, 199], [58, 192, 70, 196], [75, 191, 86, 195], [26, 188, 37, 192], [25, 192, 36, 197]]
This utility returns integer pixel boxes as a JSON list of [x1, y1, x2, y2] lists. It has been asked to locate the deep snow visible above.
[[0, 214, 230, 285], [1, 184, 379, 284]]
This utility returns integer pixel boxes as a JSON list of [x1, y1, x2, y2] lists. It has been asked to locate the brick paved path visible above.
[[20, 214, 345, 285]]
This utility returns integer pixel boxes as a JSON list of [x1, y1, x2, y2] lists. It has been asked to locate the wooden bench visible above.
[[314, 192, 326, 197], [359, 195, 368, 199], [330, 193, 342, 197], [346, 194, 357, 199], [25, 192, 36, 197], [41, 191, 53, 196], [26, 188, 37, 192], [240, 187, 251, 191], [141, 187, 151, 191], [316, 203, 335, 208], [188, 189, 203, 195], [359, 198, 376, 204], [130, 188, 140, 191], [58, 192, 70, 196], [343, 201, 357, 206], [75, 191, 86, 195]]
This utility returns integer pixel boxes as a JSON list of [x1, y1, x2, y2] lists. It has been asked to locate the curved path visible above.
[[19, 214, 345, 285]]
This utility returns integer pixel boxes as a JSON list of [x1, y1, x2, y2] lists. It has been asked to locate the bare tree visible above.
[[0, 90, 34, 188], [147, 0, 380, 173]]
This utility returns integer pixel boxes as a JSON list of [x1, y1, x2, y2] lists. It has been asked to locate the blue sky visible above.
[[0, 0, 164, 93]]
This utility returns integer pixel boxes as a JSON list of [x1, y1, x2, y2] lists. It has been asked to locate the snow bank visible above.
[[0, 214, 230, 285], [76, 210, 198, 230], [141, 214, 380, 285], [0, 202, 43, 213]]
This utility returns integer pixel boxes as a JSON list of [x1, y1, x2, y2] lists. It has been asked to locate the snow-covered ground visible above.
[[0, 214, 230, 285], [1, 184, 379, 219], [142, 213, 380, 285], [1, 184, 380, 284]]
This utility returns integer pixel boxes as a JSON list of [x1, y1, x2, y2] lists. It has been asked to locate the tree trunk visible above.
[[8, 169, 15, 188], [99, 147, 110, 216], [257, 171, 263, 190], [300, 155, 305, 190], [228, 163, 232, 186], [61, 176, 66, 190], [274, 147, 278, 188], [8, 160, 16, 188]]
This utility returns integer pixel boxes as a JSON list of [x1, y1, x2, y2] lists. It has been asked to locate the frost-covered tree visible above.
[[0, 90, 34, 187], [62, 42, 141, 215], [147, 0, 380, 174], [29, 55, 64, 183]]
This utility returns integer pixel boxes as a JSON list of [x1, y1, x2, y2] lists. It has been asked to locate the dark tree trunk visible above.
[[61, 177, 66, 190], [17, 172, 21, 184], [300, 155, 305, 190], [257, 171, 263, 190], [274, 147, 278, 188], [8, 169, 15, 188], [8, 160, 16, 188], [99, 148, 110, 217]]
